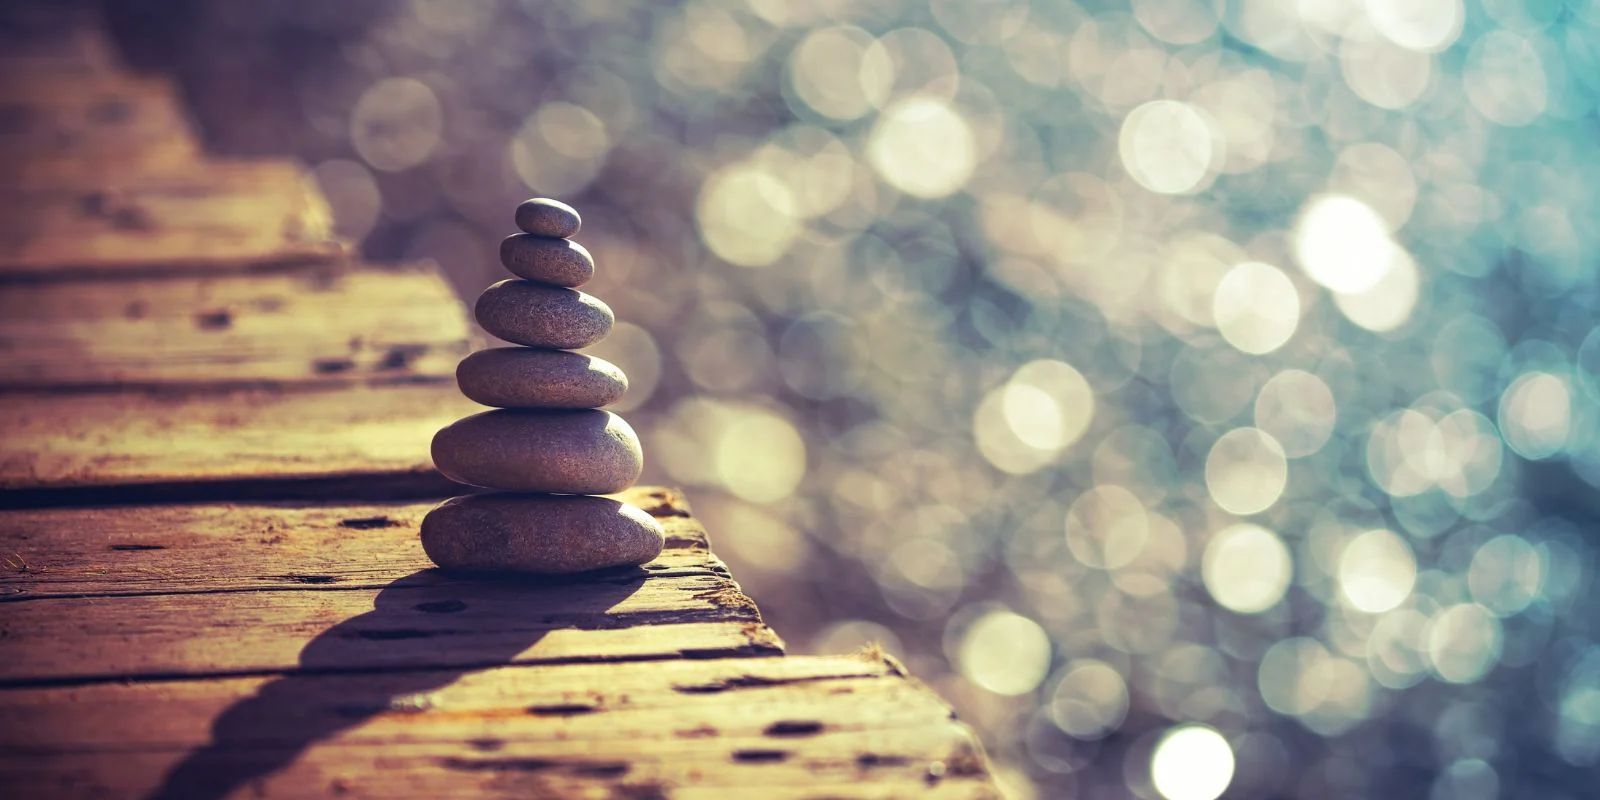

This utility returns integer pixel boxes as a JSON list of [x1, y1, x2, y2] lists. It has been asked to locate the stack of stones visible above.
[[421, 198, 665, 574]]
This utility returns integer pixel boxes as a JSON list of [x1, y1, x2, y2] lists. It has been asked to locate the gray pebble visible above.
[[515, 198, 581, 238], [475, 280, 613, 350], [421, 493, 665, 574], [457, 347, 627, 409], [499, 235, 594, 287], [431, 408, 642, 493]]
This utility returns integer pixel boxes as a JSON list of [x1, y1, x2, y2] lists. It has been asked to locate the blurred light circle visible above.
[[350, 76, 443, 172], [1213, 261, 1300, 354], [1498, 371, 1572, 460], [1429, 410, 1504, 498], [1006, 360, 1094, 452], [1464, 30, 1549, 126], [699, 496, 810, 573], [1338, 529, 1417, 613], [975, 360, 1094, 475], [1189, 70, 1277, 175], [1150, 724, 1234, 800], [881, 537, 967, 617], [1578, 326, 1600, 400], [1430, 758, 1499, 800], [1340, 27, 1433, 110], [1367, 409, 1437, 497], [311, 159, 381, 243], [1202, 524, 1293, 614], [958, 609, 1053, 696], [1118, 100, 1218, 195], [865, 27, 960, 104], [1555, 647, 1600, 767], [1050, 660, 1131, 740], [1157, 233, 1243, 331], [1467, 535, 1545, 617], [1367, 608, 1433, 689], [1259, 637, 1332, 717], [1298, 655, 1376, 736], [713, 408, 806, 503], [1328, 142, 1417, 232], [1292, 194, 1397, 294], [811, 619, 904, 659], [1204, 428, 1288, 515], [1427, 603, 1503, 684], [1254, 369, 1337, 458], [584, 322, 661, 414], [695, 162, 800, 267], [509, 102, 611, 196], [787, 25, 886, 121], [1131, 0, 1219, 45], [1065, 485, 1150, 570], [1366, 0, 1464, 53], [867, 96, 976, 198], [1332, 244, 1420, 333]]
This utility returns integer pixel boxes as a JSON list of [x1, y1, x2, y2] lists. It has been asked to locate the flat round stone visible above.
[[475, 280, 612, 350], [421, 493, 664, 574], [514, 198, 581, 239], [499, 235, 594, 287], [456, 347, 627, 409], [431, 409, 642, 493]]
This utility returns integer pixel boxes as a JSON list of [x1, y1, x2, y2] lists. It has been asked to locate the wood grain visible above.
[[0, 382, 484, 497], [0, 488, 780, 685], [0, 72, 201, 187], [0, 655, 996, 799], [0, 488, 716, 600], [0, 159, 344, 277], [0, 263, 471, 389]]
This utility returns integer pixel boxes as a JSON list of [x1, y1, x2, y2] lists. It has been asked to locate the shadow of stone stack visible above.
[[422, 198, 665, 574]]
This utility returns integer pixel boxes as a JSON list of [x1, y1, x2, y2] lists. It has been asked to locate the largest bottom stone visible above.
[[421, 493, 665, 573]]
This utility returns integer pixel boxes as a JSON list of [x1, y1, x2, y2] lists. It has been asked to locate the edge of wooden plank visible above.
[[0, 381, 485, 502]]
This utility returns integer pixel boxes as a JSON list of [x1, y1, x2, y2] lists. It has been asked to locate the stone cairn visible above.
[[421, 198, 665, 574]]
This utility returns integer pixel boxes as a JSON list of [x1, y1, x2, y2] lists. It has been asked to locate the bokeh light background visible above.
[[115, 0, 1600, 797]]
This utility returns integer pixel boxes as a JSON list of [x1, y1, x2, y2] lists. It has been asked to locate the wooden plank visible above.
[[0, 488, 715, 600], [0, 655, 999, 799], [0, 72, 201, 185], [0, 488, 781, 685], [0, 381, 484, 498], [0, 159, 344, 276], [0, 263, 471, 389]]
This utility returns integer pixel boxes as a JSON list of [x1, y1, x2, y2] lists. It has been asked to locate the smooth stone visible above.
[[431, 408, 643, 493], [456, 347, 627, 409], [499, 234, 594, 287], [514, 198, 581, 239], [421, 493, 665, 574], [475, 280, 613, 350]]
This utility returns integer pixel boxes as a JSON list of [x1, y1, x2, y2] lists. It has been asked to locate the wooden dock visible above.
[[0, 16, 1001, 799]]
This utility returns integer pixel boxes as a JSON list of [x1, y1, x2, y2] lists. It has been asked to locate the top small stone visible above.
[[515, 198, 581, 239]]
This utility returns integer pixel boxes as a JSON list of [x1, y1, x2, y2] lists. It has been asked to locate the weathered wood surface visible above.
[[0, 488, 782, 685], [0, 72, 201, 187], [0, 263, 471, 389], [0, 655, 996, 799], [0, 382, 483, 498], [0, 488, 710, 600], [0, 15, 1004, 794], [0, 158, 344, 276]]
